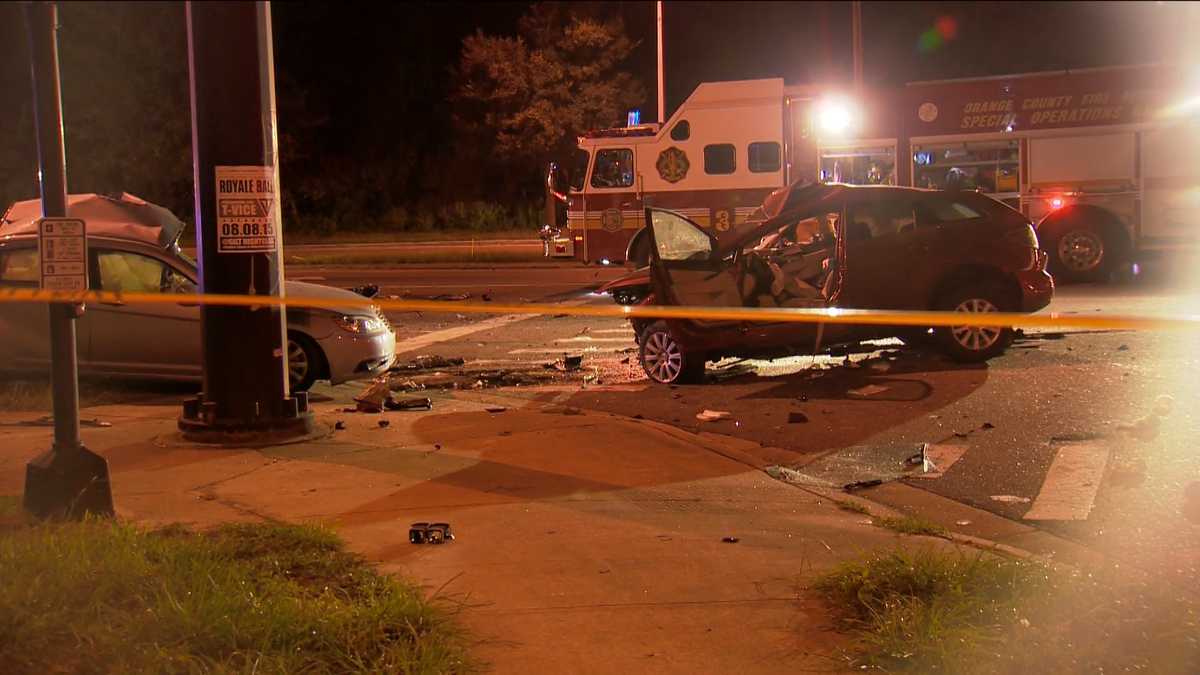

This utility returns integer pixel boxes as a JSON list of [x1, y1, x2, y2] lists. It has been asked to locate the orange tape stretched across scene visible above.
[[0, 285, 1196, 332]]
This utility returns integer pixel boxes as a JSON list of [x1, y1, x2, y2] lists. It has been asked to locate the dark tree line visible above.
[[0, 1, 643, 236]]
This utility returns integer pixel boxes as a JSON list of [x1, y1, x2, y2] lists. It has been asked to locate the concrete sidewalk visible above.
[[0, 390, 965, 674]]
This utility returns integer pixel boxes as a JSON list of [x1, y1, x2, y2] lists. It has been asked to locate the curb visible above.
[[604, 416, 1083, 566]]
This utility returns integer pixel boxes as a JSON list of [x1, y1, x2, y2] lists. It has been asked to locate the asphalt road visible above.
[[287, 257, 1200, 594]]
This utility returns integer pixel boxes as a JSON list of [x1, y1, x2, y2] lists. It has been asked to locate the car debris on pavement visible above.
[[347, 283, 380, 298], [545, 354, 583, 371], [409, 522, 454, 544], [385, 396, 433, 411]]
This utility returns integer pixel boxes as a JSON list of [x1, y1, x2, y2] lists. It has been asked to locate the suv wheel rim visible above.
[[643, 330, 683, 382], [951, 298, 1001, 352], [287, 339, 309, 383], [1057, 229, 1104, 273]]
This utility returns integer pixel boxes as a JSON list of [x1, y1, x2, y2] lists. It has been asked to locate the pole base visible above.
[[24, 444, 114, 519], [178, 391, 313, 443]]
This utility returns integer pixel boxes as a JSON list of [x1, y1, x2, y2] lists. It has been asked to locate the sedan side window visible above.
[[0, 248, 39, 284], [97, 251, 194, 294], [650, 210, 712, 262]]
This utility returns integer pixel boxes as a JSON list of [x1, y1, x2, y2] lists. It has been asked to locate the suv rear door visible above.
[[837, 189, 941, 310]]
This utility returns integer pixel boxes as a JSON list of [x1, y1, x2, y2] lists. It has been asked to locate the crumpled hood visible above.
[[284, 280, 380, 316]]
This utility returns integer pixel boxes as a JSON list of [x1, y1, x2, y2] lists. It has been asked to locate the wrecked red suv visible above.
[[632, 183, 1053, 384]]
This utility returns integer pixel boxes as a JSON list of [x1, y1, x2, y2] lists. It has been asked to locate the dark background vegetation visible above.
[[0, 1, 1190, 237]]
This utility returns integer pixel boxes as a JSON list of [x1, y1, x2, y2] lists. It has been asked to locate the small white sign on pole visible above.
[[38, 217, 88, 291], [215, 165, 279, 253]]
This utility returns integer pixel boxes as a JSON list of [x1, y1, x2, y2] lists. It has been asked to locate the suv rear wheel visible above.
[[933, 284, 1014, 362], [639, 321, 704, 384]]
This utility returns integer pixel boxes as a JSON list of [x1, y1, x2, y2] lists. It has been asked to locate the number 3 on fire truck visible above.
[[711, 208, 733, 232]]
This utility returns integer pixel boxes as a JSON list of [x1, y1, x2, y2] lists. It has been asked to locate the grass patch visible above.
[[0, 519, 471, 673], [874, 514, 948, 537], [0, 494, 25, 527], [817, 548, 1200, 673], [833, 501, 947, 537], [817, 548, 1042, 671], [0, 378, 197, 412], [835, 500, 871, 516]]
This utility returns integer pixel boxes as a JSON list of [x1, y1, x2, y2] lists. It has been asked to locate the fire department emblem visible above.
[[601, 208, 623, 233], [656, 146, 689, 183], [918, 102, 939, 123]]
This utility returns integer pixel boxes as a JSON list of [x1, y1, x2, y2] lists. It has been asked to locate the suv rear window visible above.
[[922, 199, 982, 223], [0, 248, 38, 283]]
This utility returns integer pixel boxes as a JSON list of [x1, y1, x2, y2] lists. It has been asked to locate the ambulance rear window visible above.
[[704, 144, 736, 175], [749, 142, 781, 173]]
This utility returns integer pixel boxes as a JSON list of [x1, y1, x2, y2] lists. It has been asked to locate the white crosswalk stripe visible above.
[[1024, 441, 1110, 521]]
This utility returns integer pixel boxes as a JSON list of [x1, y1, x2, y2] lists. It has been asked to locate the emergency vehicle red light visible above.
[[1050, 197, 1064, 210]]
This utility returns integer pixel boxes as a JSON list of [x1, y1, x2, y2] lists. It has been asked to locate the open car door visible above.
[[644, 208, 743, 320]]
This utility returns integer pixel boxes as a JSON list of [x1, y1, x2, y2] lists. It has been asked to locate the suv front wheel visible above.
[[639, 321, 705, 384], [933, 283, 1014, 362]]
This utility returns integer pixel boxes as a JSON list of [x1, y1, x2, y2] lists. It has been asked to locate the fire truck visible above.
[[543, 63, 1198, 281]]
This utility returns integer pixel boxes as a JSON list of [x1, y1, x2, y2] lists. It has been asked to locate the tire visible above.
[[1045, 221, 1108, 283], [639, 320, 704, 384], [933, 284, 1014, 362], [286, 332, 325, 392], [612, 286, 647, 306]]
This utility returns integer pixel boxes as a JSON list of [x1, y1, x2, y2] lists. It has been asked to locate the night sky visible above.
[[0, 1, 1193, 218]]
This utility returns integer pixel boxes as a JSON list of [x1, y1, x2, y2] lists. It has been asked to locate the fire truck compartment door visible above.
[[1028, 133, 1135, 185], [1141, 125, 1200, 240]]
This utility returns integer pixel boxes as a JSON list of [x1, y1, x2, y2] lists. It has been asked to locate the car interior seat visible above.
[[848, 221, 872, 242]]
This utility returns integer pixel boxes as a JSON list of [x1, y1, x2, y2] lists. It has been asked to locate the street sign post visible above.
[[37, 217, 87, 292], [22, 1, 113, 519]]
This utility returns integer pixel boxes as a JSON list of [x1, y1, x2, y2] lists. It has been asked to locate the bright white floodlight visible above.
[[815, 97, 857, 136]]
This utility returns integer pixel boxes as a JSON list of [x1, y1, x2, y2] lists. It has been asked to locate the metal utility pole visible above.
[[657, 0, 665, 123], [851, 0, 863, 92], [22, 0, 114, 518], [179, 0, 312, 438]]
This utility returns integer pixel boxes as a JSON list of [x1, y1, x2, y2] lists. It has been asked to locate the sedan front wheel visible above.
[[287, 332, 325, 392]]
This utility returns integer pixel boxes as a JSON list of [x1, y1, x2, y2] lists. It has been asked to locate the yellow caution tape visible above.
[[0, 285, 1195, 331]]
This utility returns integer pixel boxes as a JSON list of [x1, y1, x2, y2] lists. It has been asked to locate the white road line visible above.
[[1023, 442, 1110, 521], [507, 346, 632, 355], [532, 384, 649, 392], [555, 336, 636, 343], [593, 328, 636, 335], [392, 300, 586, 356]]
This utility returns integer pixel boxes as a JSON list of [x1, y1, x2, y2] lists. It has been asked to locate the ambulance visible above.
[[543, 63, 1198, 282]]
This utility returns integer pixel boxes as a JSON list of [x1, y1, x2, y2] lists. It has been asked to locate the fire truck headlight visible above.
[[816, 98, 856, 136]]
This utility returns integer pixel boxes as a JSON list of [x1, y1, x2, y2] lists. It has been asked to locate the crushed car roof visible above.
[[1, 193, 186, 249], [715, 182, 932, 256]]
